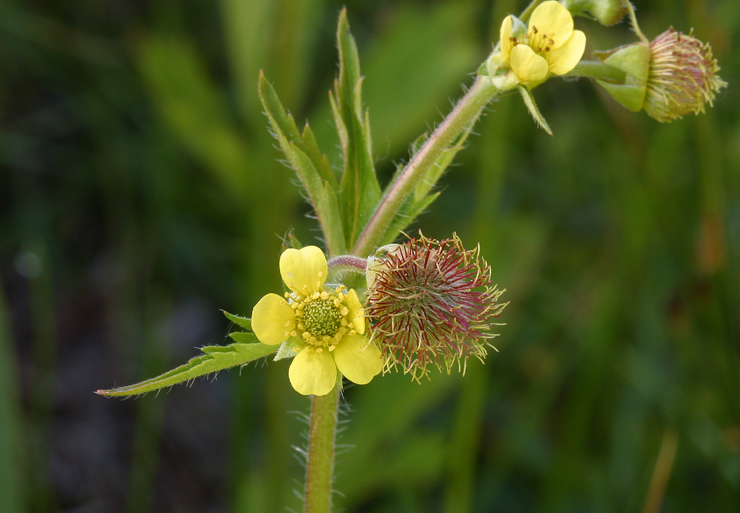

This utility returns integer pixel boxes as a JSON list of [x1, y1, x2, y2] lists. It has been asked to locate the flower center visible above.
[[510, 25, 555, 60], [302, 299, 343, 339], [288, 286, 357, 350]]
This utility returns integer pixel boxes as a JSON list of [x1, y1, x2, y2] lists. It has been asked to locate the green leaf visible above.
[[259, 71, 337, 186], [222, 310, 252, 331], [97, 337, 278, 397], [333, 9, 381, 247], [259, 72, 346, 254], [518, 86, 552, 135], [284, 140, 347, 254]]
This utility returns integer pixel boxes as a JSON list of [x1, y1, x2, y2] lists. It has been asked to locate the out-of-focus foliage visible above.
[[1, 0, 738, 512]]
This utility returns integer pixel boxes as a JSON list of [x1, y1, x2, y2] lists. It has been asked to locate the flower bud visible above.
[[561, 0, 628, 26], [365, 233, 507, 380], [595, 28, 726, 122], [643, 28, 726, 122]]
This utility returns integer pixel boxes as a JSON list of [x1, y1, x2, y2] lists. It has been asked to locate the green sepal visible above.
[[332, 9, 382, 248], [594, 43, 649, 112], [274, 340, 300, 361], [222, 310, 252, 331], [258, 72, 346, 254], [96, 335, 279, 397], [518, 86, 552, 135], [286, 231, 303, 250]]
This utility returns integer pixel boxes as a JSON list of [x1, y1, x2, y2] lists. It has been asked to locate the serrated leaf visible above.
[[259, 72, 347, 254], [518, 86, 552, 135], [259, 72, 337, 187], [283, 140, 347, 254], [96, 338, 278, 397], [334, 9, 381, 247], [301, 124, 336, 185], [222, 310, 252, 330]]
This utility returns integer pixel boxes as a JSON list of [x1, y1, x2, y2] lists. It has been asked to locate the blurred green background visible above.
[[1, 0, 738, 511]]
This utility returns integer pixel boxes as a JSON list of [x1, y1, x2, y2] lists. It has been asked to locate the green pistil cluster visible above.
[[288, 286, 354, 351], [645, 28, 726, 122], [302, 299, 343, 338]]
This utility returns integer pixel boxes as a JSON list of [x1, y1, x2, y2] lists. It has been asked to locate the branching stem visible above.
[[351, 75, 500, 257]]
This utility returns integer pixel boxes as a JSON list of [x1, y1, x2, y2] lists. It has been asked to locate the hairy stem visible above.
[[351, 75, 499, 257], [304, 385, 340, 513]]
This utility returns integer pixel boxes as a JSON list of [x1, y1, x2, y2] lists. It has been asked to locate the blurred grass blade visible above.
[[0, 287, 23, 513], [360, 2, 478, 158], [97, 336, 278, 397], [259, 72, 346, 254], [332, 9, 381, 247], [219, 0, 276, 124], [138, 36, 252, 195]]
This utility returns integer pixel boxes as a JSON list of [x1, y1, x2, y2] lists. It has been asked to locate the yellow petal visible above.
[[288, 347, 337, 396], [279, 246, 328, 297], [251, 293, 295, 345], [510, 45, 549, 85], [345, 289, 365, 335], [333, 335, 383, 385], [529, 1, 573, 50], [547, 30, 586, 75], [500, 15, 514, 62]]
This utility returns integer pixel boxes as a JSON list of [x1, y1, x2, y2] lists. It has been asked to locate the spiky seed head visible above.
[[365, 233, 507, 381]]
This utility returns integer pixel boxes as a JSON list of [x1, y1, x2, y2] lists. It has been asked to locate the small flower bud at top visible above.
[[365, 233, 507, 381], [643, 28, 726, 122]]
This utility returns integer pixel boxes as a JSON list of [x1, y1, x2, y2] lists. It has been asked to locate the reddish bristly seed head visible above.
[[644, 27, 726, 122], [365, 233, 507, 380]]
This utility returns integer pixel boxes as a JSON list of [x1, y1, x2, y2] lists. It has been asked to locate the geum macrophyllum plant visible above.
[[98, 2, 725, 511]]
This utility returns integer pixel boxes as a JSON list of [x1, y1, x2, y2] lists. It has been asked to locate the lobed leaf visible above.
[[333, 9, 381, 247], [97, 335, 278, 397], [259, 72, 347, 254]]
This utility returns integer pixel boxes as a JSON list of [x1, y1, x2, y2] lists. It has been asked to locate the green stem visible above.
[[624, 0, 649, 44], [351, 75, 500, 257], [304, 384, 340, 513], [568, 60, 628, 83]]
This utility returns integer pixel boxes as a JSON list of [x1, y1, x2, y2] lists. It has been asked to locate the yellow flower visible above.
[[251, 246, 383, 396], [500, 1, 586, 88]]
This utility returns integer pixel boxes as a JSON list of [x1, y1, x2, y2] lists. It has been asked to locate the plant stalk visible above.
[[568, 60, 628, 83], [303, 384, 340, 513], [351, 74, 499, 257]]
